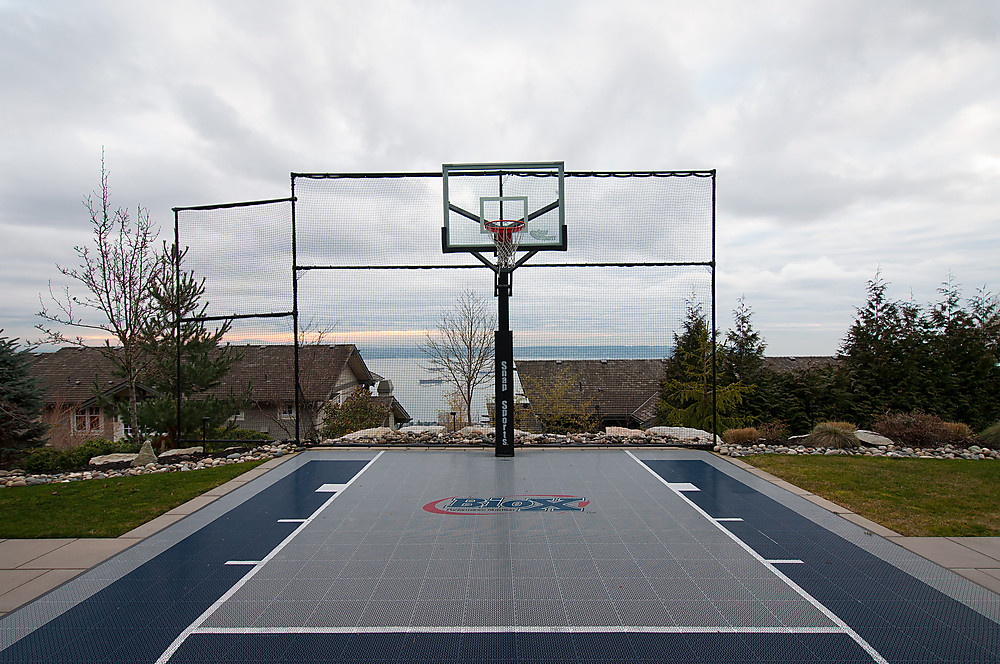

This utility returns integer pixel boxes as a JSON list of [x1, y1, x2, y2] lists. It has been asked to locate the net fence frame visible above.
[[173, 170, 717, 445]]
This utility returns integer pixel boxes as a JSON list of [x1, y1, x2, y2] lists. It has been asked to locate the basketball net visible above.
[[485, 219, 525, 270]]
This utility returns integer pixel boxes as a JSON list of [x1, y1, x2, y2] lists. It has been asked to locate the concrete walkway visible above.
[[2, 452, 999, 618]]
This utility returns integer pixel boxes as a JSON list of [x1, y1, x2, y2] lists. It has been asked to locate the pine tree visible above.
[[0, 333, 48, 459], [724, 296, 766, 385], [657, 301, 748, 432], [133, 244, 244, 442]]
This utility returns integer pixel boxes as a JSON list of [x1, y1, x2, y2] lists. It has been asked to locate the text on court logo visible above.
[[423, 495, 590, 514]]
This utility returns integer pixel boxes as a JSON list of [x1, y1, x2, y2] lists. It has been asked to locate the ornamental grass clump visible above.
[[978, 421, 1000, 447], [723, 427, 760, 445], [806, 422, 860, 449]]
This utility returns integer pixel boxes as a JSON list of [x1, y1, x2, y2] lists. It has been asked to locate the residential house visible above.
[[515, 359, 667, 432], [29, 345, 410, 447]]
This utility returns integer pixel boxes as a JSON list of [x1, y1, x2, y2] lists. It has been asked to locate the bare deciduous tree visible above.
[[36, 153, 162, 438], [420, 289, 495, 427]]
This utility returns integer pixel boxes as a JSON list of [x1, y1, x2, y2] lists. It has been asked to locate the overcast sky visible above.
[[3, 0, 999, 357]]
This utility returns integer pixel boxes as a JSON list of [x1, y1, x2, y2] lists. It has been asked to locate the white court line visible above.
[[224, 561, 260, 566], [626, 451, 888, 664], [714, 517, 744, 522], [316, 483, 347, 492], [194, 625, 848, 635], [155, 451, 385, 664], [767, 559, 805, 564], [277, 518, 307, 523]]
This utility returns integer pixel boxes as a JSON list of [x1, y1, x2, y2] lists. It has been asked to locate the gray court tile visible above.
[[513, 577, 562, 600], [358, 600, 416, 627], [371, 577, 422, 601], [322, 577, 378, 601], [302, 600, 365, 628], [563, 600, 621, 626], [613, 600, 673, 626], [464, 599, 514, 626], [515, 600, 570, 626], [410, 599, 465, 627], [417, 577, 468, 601]]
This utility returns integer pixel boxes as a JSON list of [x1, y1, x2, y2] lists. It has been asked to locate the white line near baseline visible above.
[[192, 625, 849, 635], [625, 451, 888, 664], [154, 451, 385, 664]]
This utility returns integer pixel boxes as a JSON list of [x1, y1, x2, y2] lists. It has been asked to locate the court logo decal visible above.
[[423, 495, 589, 514]]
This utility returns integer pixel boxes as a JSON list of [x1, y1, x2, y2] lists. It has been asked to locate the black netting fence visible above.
[[175, 171, 715, 443]]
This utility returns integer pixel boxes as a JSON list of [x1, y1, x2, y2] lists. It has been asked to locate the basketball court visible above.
[[1, 448, 998, 662]]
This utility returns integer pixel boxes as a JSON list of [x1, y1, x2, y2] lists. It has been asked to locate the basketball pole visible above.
[[494, 267, 515, 457]]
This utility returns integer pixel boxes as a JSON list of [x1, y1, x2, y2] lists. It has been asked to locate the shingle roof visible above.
[[30, 347, 125, 405], [515, 359, 666, 425], [30, 344, 374, 405]]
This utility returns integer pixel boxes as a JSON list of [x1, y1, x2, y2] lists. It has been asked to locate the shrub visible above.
[[941, 421, 973, 443], [758, 421, 789, 445], [978, 421, 1000, 447], [20, 437, 135, 473], [873, 411, 972, 447], [805, 423, 859, 449], [723, 427, 760, 445], [824, 421, 856, 432]]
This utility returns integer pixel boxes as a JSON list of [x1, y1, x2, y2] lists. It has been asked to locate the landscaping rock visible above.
[[158, 447, 205, 461], [341, 427, 394, 441], [132, 441, 158, 467], [90, 453, 139, 470], [605, 426, 646, 438]]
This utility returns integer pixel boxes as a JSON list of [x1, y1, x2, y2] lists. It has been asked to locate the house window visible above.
[[230, 411, 245, 422], [279, 404, 295, 420], [72, 407, 102, 433]]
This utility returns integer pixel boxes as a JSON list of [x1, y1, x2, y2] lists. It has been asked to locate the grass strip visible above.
[[0, 461, 266, 539], [740, 455, 1000, 537]]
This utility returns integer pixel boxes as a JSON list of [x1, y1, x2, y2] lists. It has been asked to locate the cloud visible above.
[[2, 0, 999, 360]]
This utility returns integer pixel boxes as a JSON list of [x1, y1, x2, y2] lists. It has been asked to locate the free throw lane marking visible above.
[[626, 452, 888, 664]]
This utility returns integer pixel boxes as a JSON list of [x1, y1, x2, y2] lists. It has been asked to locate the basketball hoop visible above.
[[484, 219, 525, 270]]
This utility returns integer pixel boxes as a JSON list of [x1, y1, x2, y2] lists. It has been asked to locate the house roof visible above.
[[30, 344, 376, 405], [30, 347, 129, 406], [515, 359, 667, 424], [220, 344, 374, 403]]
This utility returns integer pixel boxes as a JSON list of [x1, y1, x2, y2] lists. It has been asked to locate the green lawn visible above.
[[739, 454, 1000, 537], [0, 461, 266, 538]]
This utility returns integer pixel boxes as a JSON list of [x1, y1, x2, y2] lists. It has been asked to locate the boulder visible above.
[[90, 453, 138, 470], [342, 427, 393, 441], [398, 425, 445, 435], [132, 441, 158, 467], [158, 446, 205, 461], [854, 430, 895, 447], [605, 426, 647, 438]]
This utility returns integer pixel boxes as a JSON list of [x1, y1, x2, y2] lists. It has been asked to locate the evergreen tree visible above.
[[134, 244, 245, 442], [838, 271, 911, 422], [724, 296, 766, 384], [0, 333, 48, 459], [657, 301, 748, 432], [723, 297, 766, 423]]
